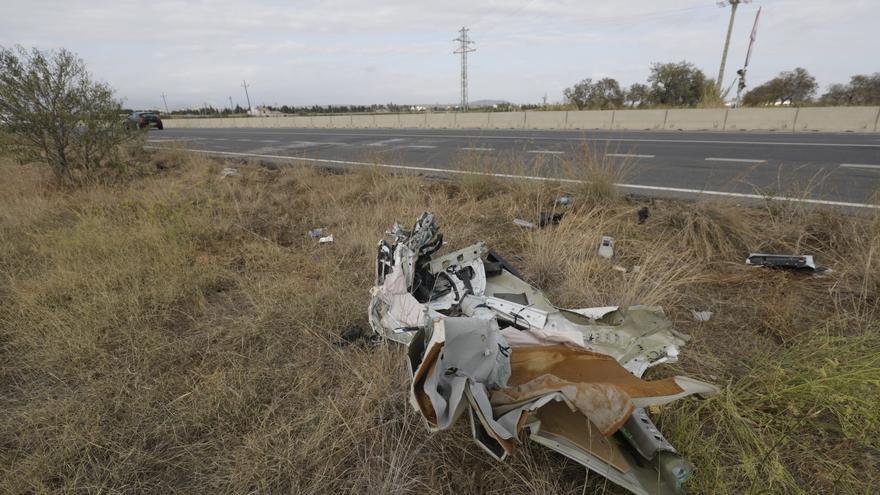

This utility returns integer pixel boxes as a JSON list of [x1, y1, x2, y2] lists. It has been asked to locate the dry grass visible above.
[[1, 150, 878, 494]]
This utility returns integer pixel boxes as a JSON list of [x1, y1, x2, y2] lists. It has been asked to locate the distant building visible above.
[[248, 106, 283, 117]]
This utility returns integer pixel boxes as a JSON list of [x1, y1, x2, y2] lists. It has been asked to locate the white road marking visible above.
[[165, 129, 880, 148], [404, 145, 437, 149], [607, 153, 655, 158], [705, 157, 766, 164], [260, 139, 280, 143], [146, 146, 880, 210], [237, 138, 252, 142], [461, 147, 495, 151], [367, 138, 406, 146], [840, 163, 880, 170], [214, 138, 228, 141], [528, 150, 565, 155]]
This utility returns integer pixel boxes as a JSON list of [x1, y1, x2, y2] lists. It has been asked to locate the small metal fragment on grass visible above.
[[556, 196, 572, 206], [513, 218, 535, 229], [318, 235, 334, 244]]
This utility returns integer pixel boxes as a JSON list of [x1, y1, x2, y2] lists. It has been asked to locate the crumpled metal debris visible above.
[[746, 253, 830, 273], [368, 212, 718, 495]]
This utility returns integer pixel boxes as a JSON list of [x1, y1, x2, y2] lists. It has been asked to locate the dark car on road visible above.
[[127, 111, 163, 130]]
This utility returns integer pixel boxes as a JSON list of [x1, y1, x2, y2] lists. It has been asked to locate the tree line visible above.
[[563, 62, 880, 109]]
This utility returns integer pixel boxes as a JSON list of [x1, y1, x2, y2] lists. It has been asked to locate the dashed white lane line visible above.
[[404, 145, 437, 149], [237, 138, 252, 142], [144, 146, 880, 210], [367, 138, 406, 146], [705, 157, 766, 164], [840, 163, 880, 170], [528, 150, 565, 155], [461, 147, 495, 151], [214, 138, 228, 141], [260, 139, 280, 143], [607, 153, 655, 158]]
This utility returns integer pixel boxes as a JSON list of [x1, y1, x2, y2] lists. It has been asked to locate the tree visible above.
[[625, 83, 651, 108], [0, 46, 137, 184], [647, 61, 707, 107], [743, 68, 818, 106], [563, 77, 624, 110], [821, 73, 880, 106]]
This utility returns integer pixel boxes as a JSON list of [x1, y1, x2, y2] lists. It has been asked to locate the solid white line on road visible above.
[[840, 163, 880, 170], [705, 157, 766, 164], [528, 150, 565, 155], [460, 147, 495, 151], [145, 146, 880, 210], [405, 145, 437, 149], [606, 153, 655, 159]]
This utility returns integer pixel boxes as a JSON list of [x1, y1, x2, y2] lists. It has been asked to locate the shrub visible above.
[[0, 46, 140, 185]]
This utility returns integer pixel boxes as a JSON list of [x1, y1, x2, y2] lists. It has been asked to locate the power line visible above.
[[453, 27, 476, 111], [160, 92, 169, 114]]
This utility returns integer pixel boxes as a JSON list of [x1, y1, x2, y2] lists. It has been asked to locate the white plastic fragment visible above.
[[513, 218, 535, 229], [692, 310, 713, 322], [220, 167, 241, 178], [598, 236, 615, 258], [318, 235, 334, 244]]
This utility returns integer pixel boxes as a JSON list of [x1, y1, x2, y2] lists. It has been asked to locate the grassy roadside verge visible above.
[[1, 150, 878, 494]]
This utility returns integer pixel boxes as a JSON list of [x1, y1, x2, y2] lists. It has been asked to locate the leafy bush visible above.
[[0, 46, 140, 185]]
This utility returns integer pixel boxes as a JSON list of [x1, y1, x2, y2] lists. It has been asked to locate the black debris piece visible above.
[[637, 206, 650, 224]]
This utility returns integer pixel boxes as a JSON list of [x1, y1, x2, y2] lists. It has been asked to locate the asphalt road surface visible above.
[[150, 127, 880, 208]]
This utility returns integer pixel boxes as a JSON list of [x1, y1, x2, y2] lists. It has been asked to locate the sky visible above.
[[0, 0, 876, 110]]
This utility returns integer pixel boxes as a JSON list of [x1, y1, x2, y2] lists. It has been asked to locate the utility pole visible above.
[[542, 94, 548, 107], [161, 92, 169, 114], [453, 27, 475, 111], [716, 0, 751, 91], [228, 96, 234, 111], [241, 80, 252, 111]]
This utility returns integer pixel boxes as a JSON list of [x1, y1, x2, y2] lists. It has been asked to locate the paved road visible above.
[[151, 127, 880, 208]]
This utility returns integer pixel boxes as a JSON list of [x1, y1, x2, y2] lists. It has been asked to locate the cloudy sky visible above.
[[1, 0, 875, 110]]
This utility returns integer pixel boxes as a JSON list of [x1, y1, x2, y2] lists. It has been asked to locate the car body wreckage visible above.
[[368, 213, 718, 495]]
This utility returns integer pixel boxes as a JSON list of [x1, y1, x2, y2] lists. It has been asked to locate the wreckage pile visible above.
[[368, 213, 719, 495]]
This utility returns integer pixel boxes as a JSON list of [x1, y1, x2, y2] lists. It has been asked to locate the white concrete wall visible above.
[[665, 109, 726, 131], [455, 113, 490, 129], [350, 115, 375, 128], [330, 115, 353, 128], [566, 110, 613, 130], [488, 112, 526, 129], [793, 107, 880, 132], [424, 113, 456, 129], [163, 107, 880, 133], [724, 108, 797, 131], [398, 113, 426, 128], [612, 109, 667, 130], [524, 111, 566, 129], [374, 114, 401, 128]]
